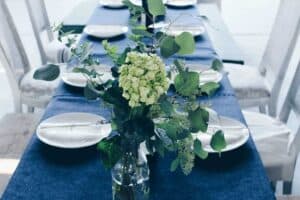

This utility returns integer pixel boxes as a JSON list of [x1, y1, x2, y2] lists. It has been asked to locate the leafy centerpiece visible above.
[[34, 0, 226, 199]]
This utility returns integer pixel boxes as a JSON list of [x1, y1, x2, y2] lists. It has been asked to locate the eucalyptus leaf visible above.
[[132, 28, 153, 38], [188, 107, 209, 133], [33, 64, 60, 81], [157, 118, 190, 141], [174, 71, 199, 97], [147, 0, 165, 17], [170, 158, 179, 172], [193, 139, 208, 159], [155, 31, 165, 40], [173, 59, 185, 73], [158, 95, 174, 116], [84, 82, 100, 100], [211, 59, 223, 71], [201, 82, 220, 96], [73, 67, 92, 76], [160, 36, 180, 58], [175, 32, 195, 55], [97, 137, 122, 169], [210, 130, 227, 152]]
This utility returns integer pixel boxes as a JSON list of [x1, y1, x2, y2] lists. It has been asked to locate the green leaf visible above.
[[174, 71, 199, 97], [158, 95, 174, 116], [155, 31, 165, 40], [160, 36, 180, 58], [33, 64, 60, 81], [194, 139, 208, 159], [157, 118, 190, 141], [132, 27, 153, 38], [116, 47, 131, 66], [211, 59, 223, 71], [175, 32, 195, 55], [200, 82, 220, 96], [73, 67, 92, 76], [147, 0, 165, 17], [84, 82, 101, 100], [170, 158, 179, 172], [154, 138, 165, 157], [102, 40, 119, 64], [173, 59, 185, 73], [210, 130, 227, 152], [97, 137, 122, 169], [188, 107, 209, 133]]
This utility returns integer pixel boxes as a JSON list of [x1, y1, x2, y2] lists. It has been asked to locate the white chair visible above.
[[224, 0, 300, 116], [243, 59, 300, 194], [0, 0, 64, 113], [25, 0, 74, 64]]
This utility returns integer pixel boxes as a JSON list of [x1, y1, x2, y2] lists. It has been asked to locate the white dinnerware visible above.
[[62, 65, 114, 88], [83, 25, 128, 38], [162, 25, 205, 37], [169, 65, 223, 86], [166, 0, 197, 7], [129, 0, 167, 7], [99, 0, 124, 8], [195, 115, 250, 153], [37, 112, 112, 148]]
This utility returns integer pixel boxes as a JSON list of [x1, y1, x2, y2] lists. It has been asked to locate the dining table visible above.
[[1, 3, 275, 200]]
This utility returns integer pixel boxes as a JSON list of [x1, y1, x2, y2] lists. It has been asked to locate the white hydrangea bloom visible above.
[[119, 52, 169, 107]]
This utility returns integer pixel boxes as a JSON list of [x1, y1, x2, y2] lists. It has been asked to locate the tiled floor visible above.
[[0, 0, 299, 197]]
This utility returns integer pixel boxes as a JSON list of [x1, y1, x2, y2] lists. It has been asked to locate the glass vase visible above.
[[111, 152, 150, 200]]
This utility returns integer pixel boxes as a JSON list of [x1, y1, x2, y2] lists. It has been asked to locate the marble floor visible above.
[[0, 0, 299, 197]]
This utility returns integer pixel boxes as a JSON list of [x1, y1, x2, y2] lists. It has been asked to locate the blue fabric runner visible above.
[[2, 5, 275, 200]]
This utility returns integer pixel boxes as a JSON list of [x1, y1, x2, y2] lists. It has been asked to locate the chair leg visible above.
[[13, 95, 23, 113], [259, 105, 267, 113], [270, 181, 277, 192], [283, 181, 292, 194], [27, 106, 35, 113]]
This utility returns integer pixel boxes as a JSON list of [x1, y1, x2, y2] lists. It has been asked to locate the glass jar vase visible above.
[[111, 152, 150, 200]]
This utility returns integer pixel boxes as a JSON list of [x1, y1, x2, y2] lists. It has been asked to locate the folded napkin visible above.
[[199, 70, 221, 84], [64, 73, 87, 85], [38, 123, 111, 147], [45, 39, 71, 63]]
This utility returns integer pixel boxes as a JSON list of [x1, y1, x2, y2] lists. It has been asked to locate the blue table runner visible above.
[[2, 5, 275, 200]]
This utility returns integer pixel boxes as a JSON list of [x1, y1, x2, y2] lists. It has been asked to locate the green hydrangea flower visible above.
[[119, 52, 169, 107]]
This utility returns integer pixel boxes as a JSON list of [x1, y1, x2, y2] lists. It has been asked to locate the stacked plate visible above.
[[166, 0, 197, 7], [83, 25, 128, 38], [99, 0, 124, 8], [162, 24, 205, 37]]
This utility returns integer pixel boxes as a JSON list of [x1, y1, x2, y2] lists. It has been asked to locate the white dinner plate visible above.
[[37, 113, 112, 149], [169, 65, 223, 86], [166, 0, 197, 7], [99, 0, 124, 8], [84, 25, 128, 38], [188, 65, 223, 85], [194, 115, 250, 153], [129, 0, 167, 6], [162, 25, 205, 37], [62, 65, 114, 88]]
